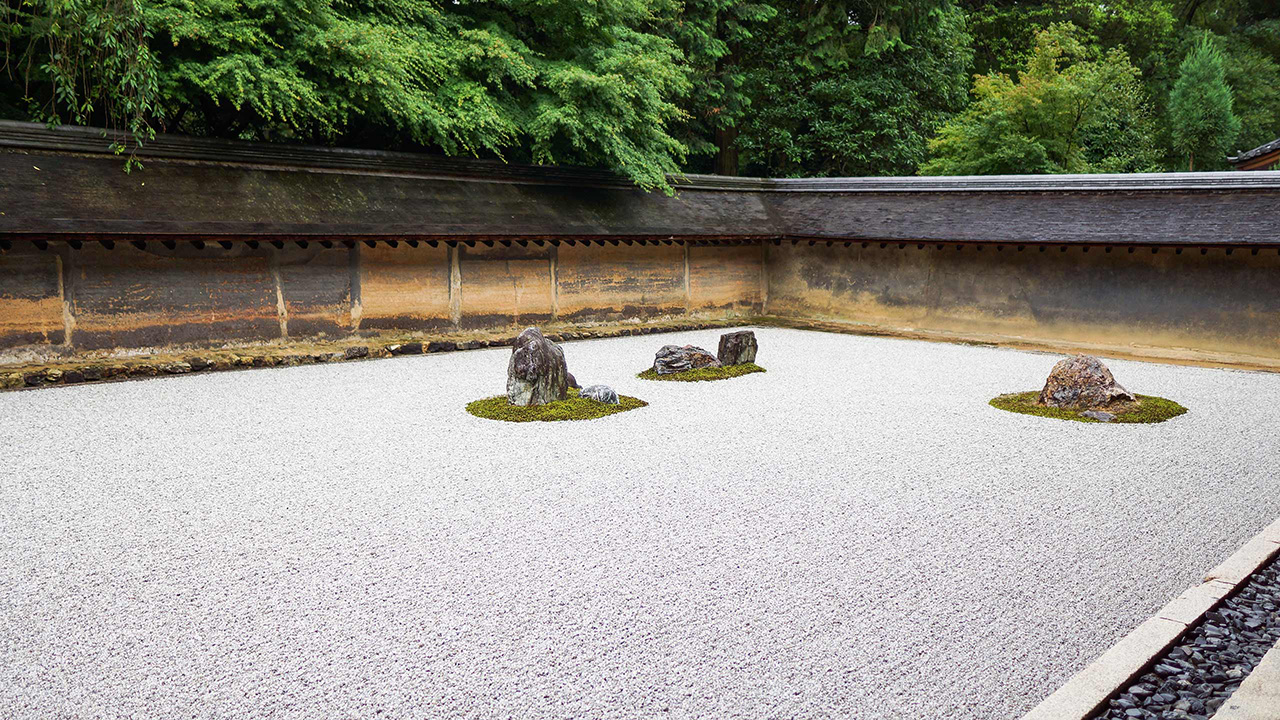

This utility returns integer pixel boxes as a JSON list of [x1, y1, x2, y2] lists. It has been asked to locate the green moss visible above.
[[636, 363, 767, 382], [989, 391, 1188, 424], [467, 387, 647, 422]]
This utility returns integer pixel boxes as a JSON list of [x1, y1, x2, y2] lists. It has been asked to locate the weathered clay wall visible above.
[[0, 243, 64, 348], [0, 240, 765, 360], [766, 242, 1280, 363]]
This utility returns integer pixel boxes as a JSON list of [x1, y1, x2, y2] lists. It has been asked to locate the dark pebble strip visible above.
[[1091, 552, 1280, 720]]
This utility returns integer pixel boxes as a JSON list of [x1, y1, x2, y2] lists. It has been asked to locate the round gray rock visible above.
[[580, 384, 620, 405]]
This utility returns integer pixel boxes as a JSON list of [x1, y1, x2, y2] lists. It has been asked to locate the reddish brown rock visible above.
[[1039, 354, 1136, 409]]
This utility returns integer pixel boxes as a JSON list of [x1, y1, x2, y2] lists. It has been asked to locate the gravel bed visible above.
[[2, 327, 1280, 719], [1092, 554, 1280, 720]]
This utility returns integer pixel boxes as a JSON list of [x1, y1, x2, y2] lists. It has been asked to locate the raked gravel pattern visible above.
[[2, 327, 1280, 720]]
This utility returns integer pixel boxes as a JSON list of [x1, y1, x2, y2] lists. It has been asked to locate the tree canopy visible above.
[[922, 23, 1158, 175], [2, 0, 1278, 184]]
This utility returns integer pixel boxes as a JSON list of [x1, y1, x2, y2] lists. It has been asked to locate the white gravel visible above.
[[2, 327, 1279, 719]]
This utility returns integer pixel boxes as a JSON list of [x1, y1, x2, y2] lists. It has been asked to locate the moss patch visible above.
[[467, 387, 647, 422], [637, 363, 766, 382], [989, 391, 1187, 424]]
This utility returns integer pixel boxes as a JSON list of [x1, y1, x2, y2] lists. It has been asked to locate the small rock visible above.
[[653, 344, 721, 375], [102, 365, 128, 378], [507, 327, 569, 406], [63, 369, 85, 384], [24, 371, 49, 386], [458, 340, 486, 350], [131, 364, 158, 377], [717, 330, 758, 365], [2, 372, 25, 389], [1081, 410, 1116, 422], [1039, 354, 1136, 409], [567, 372, 581, 389], [580, 385, 620, 405], [186, 357, 212, 371], [161, 362, 192, 374], [344, 346, 369, 360], [427, 341, 457, 353], [388, 342, 423, 356]]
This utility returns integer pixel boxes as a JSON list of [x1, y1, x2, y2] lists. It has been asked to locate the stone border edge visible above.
[[1022, 517, 1280, 720]]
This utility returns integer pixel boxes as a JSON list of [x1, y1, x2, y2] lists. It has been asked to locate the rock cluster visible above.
[[507, 327, 570, 406], [1039, 354, 1136, 409], [653, 345, 721, 375], [1092, 557, 1280, 720], [580, 385, 619, 405], [717, 330, 758, 365]]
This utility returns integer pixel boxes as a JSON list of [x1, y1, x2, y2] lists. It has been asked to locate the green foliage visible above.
[[665, 0, 776, 169], [1, 0, 1277, 181], [989, 392, 1188, 424], [143, 0, 691, 191], [466, 387, 648, 422], [923, 24, 1159, 175], [1222, 37, 1280, 154], [2, 0, 162, 168], [637, 362, 765, 381], [961, 1, 1179, 78], [1169, 36, 1241, 170], [735, 0, 973, 177]]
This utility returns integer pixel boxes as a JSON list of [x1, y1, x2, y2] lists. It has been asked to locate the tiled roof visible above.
[[1228, 138, 1280, 164]]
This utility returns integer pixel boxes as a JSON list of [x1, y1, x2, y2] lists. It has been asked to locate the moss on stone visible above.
[[989, 391, 1187, 424], [636, 362, 766, 382], [466, 387, 647, 422]]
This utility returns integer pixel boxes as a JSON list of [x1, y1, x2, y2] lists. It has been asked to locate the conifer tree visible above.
[[1168, 37, 1240, 171]]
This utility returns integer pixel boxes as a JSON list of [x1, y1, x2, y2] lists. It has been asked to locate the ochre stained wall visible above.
[[556, 242, 686, 321], [357, 243, 451, 331], [0, 244, 63, 348], [766, 242, 1280, 363], [0, 239, 766, 359], [70, 243, 279, 351]]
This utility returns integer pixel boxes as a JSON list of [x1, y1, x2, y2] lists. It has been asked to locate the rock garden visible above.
[[3, 326, 1279, 720]]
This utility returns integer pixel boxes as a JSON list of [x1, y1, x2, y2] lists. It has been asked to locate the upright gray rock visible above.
[[1039, 354, 1136, 409], [717, 331, 758, 365], [507, 327, 569, 406], [580, 385, 620, 405], [653, 345, 721, 375]]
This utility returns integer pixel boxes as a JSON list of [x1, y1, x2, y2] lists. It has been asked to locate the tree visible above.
[[1168, 36, 1240, 170], [2, 0, 693, 192], [922, 23, 1158, 176], [1, 0, 163, 167], [734, 0, 973, 177], [665, 0, 777, 175]]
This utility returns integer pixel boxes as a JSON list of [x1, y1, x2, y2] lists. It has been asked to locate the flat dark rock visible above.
[[653, 344, 721, 375]]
